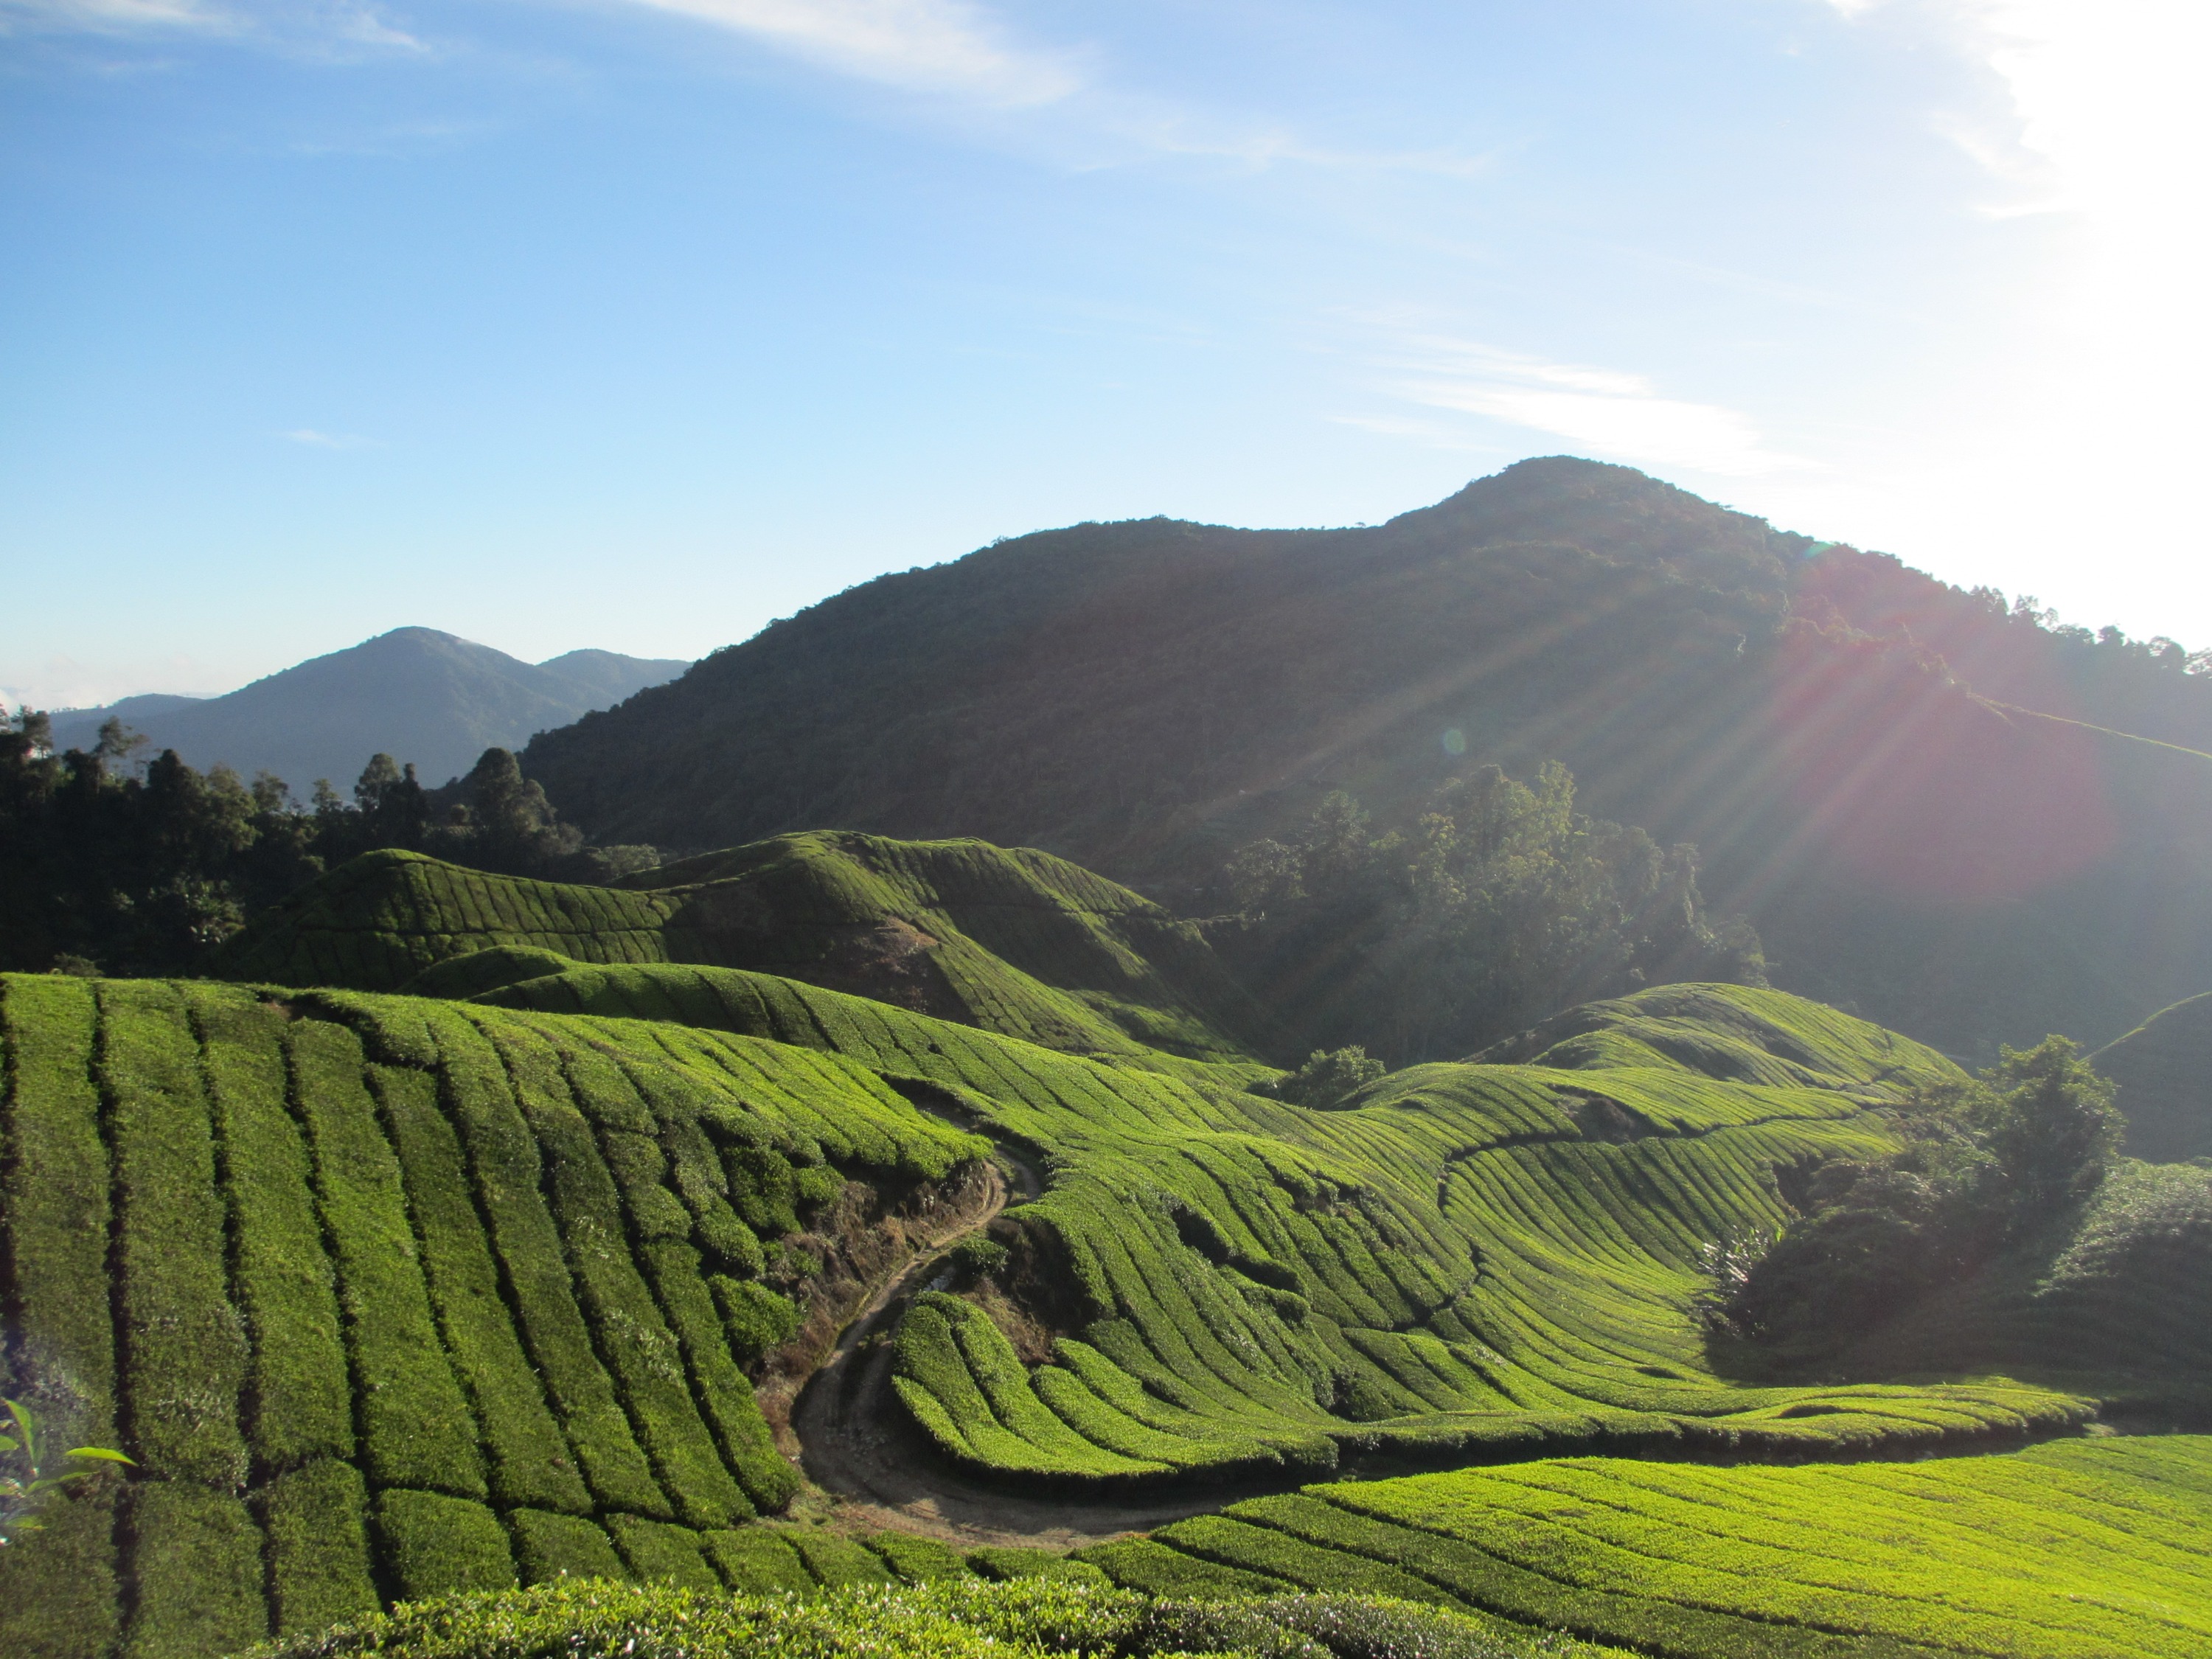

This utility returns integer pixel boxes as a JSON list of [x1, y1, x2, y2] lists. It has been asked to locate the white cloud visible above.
[[609, 0, 1079, 105], [1359, 335, 1803, 479], [0, 0, 227, 27], [0, 0, 422, 51]]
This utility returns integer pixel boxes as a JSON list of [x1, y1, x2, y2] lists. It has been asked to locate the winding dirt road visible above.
[[789, 1147, 1246, 1547]]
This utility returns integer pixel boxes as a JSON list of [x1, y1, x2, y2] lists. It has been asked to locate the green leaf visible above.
[[63, 1447, 134, 1465], [0, 1435, 19, 1454]]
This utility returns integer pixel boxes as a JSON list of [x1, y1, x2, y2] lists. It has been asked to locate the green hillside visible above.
[[1077, 1436, 2212, 1658], [0, 967, 2121, 1658], [2093, 992, 2212, 1162], [207, 834, 1273, 1062], [518, 458, 2212, 1058], [476, 969, 2079, 1486]]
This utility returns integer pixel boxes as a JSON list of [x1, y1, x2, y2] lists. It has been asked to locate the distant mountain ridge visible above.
[[521, 456, 2212, 1057], [49, 627, 688, 792]]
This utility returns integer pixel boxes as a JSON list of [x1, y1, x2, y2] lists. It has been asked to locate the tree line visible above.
[[1217, 761, 1767, 1067], [0, 709, 654, 978]]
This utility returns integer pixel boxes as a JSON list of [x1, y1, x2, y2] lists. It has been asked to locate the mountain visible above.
[[521, 457, 2212, 1058], [47, 628, 688, 793]]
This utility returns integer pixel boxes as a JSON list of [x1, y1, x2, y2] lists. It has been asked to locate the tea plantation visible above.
[[1079, 1436, 2212, 1658], [208, 836, 1272, 1062], [3, 845, 2203, 1659]]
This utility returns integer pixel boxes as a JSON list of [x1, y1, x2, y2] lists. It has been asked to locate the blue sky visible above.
[[4, 0, 2205, 707]]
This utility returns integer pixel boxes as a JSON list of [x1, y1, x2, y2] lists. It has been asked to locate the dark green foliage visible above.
[[288, 1019, 486, 1497], [1076, 1538, 1290, 1598], [374, 1490, 515, 1601], [508, 1509, 627, 1587], [369, 1064, 591, 1513], [947, 1235, 1009, 1281], [234, 1576, 1616, 1659], [2044, 1159, 2212, 1293], [0, 1486, 120, 1659], [258, 1460, 378, 1636], [965, 1545, 1108, 1585], [0, 975, 119, 1441], [699, 1527, 815, 1594], [1264, 1048, 1387, 1110], [1223, 769, 1764, 1066], [787, 1528, 899, 1587], [711, 1276, 801, 1367], [122, 1481, 267, 1659], [0, 712, 627, 980], [188, 987, 354, 1473], [1721, 1035, 2124, 1349], [866, 1531, 970, 1584], [97, 980, 251, 1489], [605, 1514, 721, 1590]]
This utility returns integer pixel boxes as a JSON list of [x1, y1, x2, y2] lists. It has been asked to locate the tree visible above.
[[1220, 761, 1764, 1065], [1976, 1035, 2121, 1228], [1715, 1034, 2121, 1348], [450, 748, 582, 876]]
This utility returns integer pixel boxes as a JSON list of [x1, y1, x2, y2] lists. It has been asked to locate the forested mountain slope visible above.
[[0, 970, 2115, 1658], [2093, 992, 2212, 1163], [206, 837, 1274, 1062], [521, 458, 2212, 1056]]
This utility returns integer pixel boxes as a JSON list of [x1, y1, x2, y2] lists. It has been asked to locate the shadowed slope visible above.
[[519, 459, 2212, 1057], [2093, 992, 2212, 1163]]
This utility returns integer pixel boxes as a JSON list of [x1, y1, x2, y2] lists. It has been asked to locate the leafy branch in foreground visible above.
[[0, 1397, 133, 1546]]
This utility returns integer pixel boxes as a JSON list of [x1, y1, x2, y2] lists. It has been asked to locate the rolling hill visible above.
[[46, 629, 686, 792], [518, 457, 2212, 1059], [206, 836, 1277, 1063], [0, 950, 2150, 1658]]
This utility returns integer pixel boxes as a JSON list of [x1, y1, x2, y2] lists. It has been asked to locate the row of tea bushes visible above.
[[0, 973, 985, 1658], [1081, 1436, 2212, 1658]]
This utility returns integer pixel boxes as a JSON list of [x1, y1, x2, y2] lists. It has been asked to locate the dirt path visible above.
[[789, 1144, 1245, 1548]]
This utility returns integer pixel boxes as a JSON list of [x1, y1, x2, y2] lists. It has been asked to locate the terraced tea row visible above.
[[210, 838, 1272, 1062], [0, 973, 984, 1658], [0, 967, 2113, 1656], [1080, 1435, 2212, 1658], [476, 964, 2087, 1483]]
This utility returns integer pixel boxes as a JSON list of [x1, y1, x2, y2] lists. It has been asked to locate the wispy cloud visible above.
[[1830, 1, 2211, 220], [0, 0, 226, 27], [1350, 333, 1803, 479], [594, 1, 1505, 175], [608, 0, 1079, 105], [0, 0, 422, 52], [282, 428, 381, 450]]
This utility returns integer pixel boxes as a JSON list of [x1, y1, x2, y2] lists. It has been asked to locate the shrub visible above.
[[1267, 1048, 1388, 1110]]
